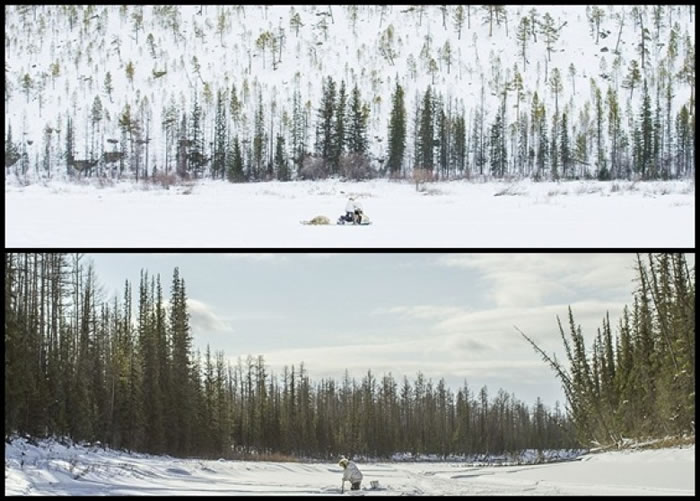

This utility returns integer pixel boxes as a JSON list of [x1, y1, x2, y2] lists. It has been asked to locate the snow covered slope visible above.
[[4, 6, 695, 179], [5, 437, 695, 495]]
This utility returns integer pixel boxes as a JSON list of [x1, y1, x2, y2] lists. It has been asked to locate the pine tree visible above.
[[536, 102, 548, 180], [188, 91, 204, 178], [65, 115, 74, 173], [169, 267, 193, 455], [607, 87, 622, 179], [675, 105, 690, 178], [594, 86, 606, 179], [516, 17, 530, 68], [489, 103, 507, 178], [453, 5, 465, 40], [21, 73, 32, 103], [560, 111, 571, 178], [550, 112, 559, 180], [387, 81, 406, 176], [274, 134, 290, 181], [331, 80, 347, 173], [213, 89, 227, 179], [227, 135, 245, 182], [452, 111, 466, 175], [230, 83, 240, 126], [253, 91, 266, 180], [437, 104, 449, 177], [622, 60, 641, 99], [315, 76, 336, 170], [418, 86, 434, 173], [5, 123, 21, 169], [90, 96, 103, 166], [347, 84, 368, 157], [588, 6, 605, 44], [291, 88, 306, 170], [639, 79, 653, 179], [540, 12, 559, 63]]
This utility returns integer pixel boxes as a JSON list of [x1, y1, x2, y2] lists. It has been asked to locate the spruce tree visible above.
[[347, 83, 368, 157], [189, 91, 204, 178], [274, 134, 290, 181], [253, 91, 266, 180], [560, 111, 571, 178], [331, 80, 347, 173], [387, 81, 406, 176], [213, 89, 227, 179], [639, 79, 653, 179], [489, 104, 507, 178], [315, 76, 336, 170], [418, 86, 434, 172], [227, 135, 245, 182]]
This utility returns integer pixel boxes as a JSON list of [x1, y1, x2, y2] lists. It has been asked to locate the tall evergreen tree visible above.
[[347, 83, 368, 157], [560, 111, 571, 178], [253, 91, 266, 180], [418, 86, 434, 172], [227, 135, 245, 182], [387, 81, 406, 176], [331, 80, 347, 173], [274, 134, 290, 181], [213, 89, 227, 180], [315, 76, 336, 170], [639, 79, 653, 179]]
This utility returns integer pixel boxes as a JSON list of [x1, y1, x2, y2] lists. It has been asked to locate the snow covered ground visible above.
[[5, 437, 694, 496], [4, 179, 694, 248]]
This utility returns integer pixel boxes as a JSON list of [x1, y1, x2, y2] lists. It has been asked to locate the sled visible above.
[[337, 214, 372, 226]]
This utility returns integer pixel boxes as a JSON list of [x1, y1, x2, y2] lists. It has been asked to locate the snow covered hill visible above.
[[4, 5, 696, 182], [5, 437, 695, 495]]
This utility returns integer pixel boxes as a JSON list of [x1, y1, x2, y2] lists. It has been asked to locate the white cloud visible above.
[[437, 253, 636, 307], [373, 305, 466, 319], [187, 298, 232, 333], [256, 337, 554, 397]]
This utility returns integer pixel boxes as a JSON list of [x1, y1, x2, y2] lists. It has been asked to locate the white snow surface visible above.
[[5, 178, 694, 248], [4, 437, 694, 496]]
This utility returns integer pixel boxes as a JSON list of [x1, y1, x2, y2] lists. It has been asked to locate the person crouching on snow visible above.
[[344, 197, 357, 223], [344, 197, 363, 224], [339, 456, 363, 491]]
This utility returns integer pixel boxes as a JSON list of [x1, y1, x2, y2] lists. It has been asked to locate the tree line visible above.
[[5, 253, 578, 459], [521, 253, 695, 447]]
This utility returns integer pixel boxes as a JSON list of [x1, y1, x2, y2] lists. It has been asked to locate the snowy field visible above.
[[5, 438, 694, 496], [5, 179, 694, 248]]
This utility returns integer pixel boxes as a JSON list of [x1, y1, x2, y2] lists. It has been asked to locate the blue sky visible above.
[[85, 253, 689, 408]]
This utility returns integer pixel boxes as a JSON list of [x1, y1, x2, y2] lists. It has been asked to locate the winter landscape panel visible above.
[[4, 5, 695, 247]]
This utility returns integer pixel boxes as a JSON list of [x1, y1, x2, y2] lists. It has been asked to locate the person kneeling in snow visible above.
[[339, 456, 363, 491], [343, 197, 363, 224]]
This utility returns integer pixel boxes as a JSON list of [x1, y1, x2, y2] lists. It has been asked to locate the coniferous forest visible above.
[[4, 6, 695, 183], [5, 254, 694, 459], [4, 253, 579, 459], [522, 253, 695, 446]]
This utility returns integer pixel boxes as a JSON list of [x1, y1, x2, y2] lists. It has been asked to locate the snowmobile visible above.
[[337, 211, 371, 225]]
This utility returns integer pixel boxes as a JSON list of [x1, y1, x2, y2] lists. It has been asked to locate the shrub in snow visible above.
[[339, 153, 374, 181]]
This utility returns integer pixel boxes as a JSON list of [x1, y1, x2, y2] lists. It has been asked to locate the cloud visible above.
[[256, 338, 554, 397], [373, 305, 466, 319], [437, 253, 637, 307], [187, 298, 232, 333]]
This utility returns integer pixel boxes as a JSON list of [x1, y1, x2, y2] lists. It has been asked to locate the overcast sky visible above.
[[84, 253, 693, 409]]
